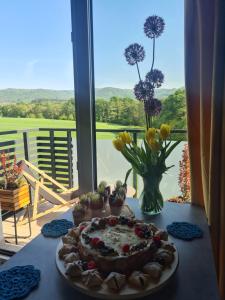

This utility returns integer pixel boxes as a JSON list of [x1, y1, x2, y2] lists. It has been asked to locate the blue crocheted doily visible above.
[[166, 222, 203, 241], [41, 219, 73, 238], [0, 265, 40, 300]]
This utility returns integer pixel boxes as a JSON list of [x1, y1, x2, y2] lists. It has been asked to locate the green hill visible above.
[[0, 87, 177, 103]]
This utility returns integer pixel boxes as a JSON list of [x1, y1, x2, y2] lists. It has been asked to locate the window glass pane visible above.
[[93, 0, 187, 201], [0, 1, 78, 190]]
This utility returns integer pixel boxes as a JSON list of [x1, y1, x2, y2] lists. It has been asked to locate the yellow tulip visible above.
[[148, 138, 161, 152], [160, 124, 171, 140], [118, 131, 132, 144], [146, 128, 156, 140], [112, 138, 125, 151]]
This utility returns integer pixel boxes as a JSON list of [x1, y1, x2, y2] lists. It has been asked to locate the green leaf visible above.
[[124, 168, 132, 185], [165, 140, 181, 159]]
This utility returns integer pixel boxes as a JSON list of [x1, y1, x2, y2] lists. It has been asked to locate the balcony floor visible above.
[[2, 200, 76, 247]]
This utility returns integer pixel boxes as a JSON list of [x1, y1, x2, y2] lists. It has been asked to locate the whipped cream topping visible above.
[[83, 224, 148, 255]]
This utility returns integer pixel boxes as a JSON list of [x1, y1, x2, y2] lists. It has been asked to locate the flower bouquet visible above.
[[112, 16, 181, 215]]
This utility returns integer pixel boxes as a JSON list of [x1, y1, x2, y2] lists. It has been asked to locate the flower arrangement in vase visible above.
[[112, 16, 181, 215]]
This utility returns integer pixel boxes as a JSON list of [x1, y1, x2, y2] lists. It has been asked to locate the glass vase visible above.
[[139, 174, 163, 215]]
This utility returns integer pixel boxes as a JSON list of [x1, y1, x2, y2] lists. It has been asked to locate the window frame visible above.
[[71, 0, 97, 193]]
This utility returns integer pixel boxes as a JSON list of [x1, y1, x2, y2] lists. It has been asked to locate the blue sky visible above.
[[0, 0, 184, 90]]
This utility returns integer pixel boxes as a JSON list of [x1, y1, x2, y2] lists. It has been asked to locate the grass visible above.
[[0, 117, 142, 140]]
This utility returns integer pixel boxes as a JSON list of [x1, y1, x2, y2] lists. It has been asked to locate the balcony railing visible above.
[[0, 127, 187, 219]]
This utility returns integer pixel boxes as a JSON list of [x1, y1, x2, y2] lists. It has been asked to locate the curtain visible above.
[[185, 0, 225, 298]]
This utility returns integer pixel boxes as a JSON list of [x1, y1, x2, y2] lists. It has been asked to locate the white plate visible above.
[[56, 240, 178, 299]]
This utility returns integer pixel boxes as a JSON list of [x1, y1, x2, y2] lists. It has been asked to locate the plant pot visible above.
[[89, 199, 104, 217], [109, 204, 124, 216], [109, 195, 125, 216], [90, 208, 104, 218], [0, 185, 30, 211], [89, 200, 104, 211], [139, 174, 163, 215]]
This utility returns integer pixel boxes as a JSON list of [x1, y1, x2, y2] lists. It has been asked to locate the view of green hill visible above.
[[0, 88, 186, 129], [0, 87, 177, 103]]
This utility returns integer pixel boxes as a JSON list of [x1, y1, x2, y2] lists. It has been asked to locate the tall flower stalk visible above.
[[113, 15, 181, 215], [124, 15, 165, 130]]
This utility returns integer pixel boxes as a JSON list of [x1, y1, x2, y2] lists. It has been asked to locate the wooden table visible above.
[[0, 199, 219, 300]]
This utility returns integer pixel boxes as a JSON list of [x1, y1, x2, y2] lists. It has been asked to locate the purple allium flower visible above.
[[144, 15, 165, 39], [144, 98, 162, 116], [145, 69, 164, 88], [124, 43, 145, 65], [133, 80, 154, 101]]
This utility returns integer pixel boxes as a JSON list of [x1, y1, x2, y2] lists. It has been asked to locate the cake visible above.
[[58, 215, 176, 291]]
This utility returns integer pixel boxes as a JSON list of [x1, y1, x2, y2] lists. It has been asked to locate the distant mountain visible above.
[[0, 89, 73, 103], [0, 87, 177, 103]]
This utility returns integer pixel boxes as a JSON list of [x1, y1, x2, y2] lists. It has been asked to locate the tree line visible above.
[[0, 88, 186, 128]]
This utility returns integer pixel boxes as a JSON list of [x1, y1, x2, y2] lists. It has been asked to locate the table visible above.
[[0, 199, 220, 300]]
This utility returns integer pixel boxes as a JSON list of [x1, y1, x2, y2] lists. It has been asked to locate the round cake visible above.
[[58, 215, 176, 293], [79, 216, 161, 274]]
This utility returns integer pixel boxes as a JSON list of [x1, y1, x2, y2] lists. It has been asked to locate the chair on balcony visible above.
[[18, 160, 79, 222]]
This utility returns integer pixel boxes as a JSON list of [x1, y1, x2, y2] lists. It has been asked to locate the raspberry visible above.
[[135, 227, 141, 235], [96, 240, 105, 248], [108, 217, 118, 226], [153, 236, 161, 247], [127, 220, 134, 227], [87, 260, 97, 270], [137, 230, 145, 238], [153, 236, 161, 242], [91, 237, 100, 247], [122, 244, 130, 253], [79, 225, 86, 232]]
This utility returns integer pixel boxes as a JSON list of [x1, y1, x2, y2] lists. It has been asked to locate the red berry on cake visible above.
[[108, 217, 118, 226], [153, 236, 162, 247], [127, 220, 134, 227], [91, 237, 100, 247], [153, 236, 161, 242], [96, 240, 105, 249], [135, 227, 141, 235], [87, 260, 97, 270], [137, 231, 145, 238], [79, 225, 86, 232], [122, 244, 130, 253]]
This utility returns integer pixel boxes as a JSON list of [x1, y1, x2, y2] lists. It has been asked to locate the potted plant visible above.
[[97, 181, 111, 208], [72, 203, 86, 225], [0, 152, 29, 211], [112, 15, 181, 215], [109, 180, 127, 215], [79, 194, 90, 209], [89, 192, 104, 217]]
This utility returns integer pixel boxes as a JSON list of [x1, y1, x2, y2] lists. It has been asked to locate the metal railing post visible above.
[[23, 131, 30, 161], [67, 130, 73, 188], [23, 131, 33, 204], [49, 130, 56, 190]]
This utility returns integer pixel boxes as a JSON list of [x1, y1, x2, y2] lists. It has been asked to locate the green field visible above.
[[0, 117, 142, 139]]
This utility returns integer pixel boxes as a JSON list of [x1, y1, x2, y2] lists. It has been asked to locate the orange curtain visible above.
[[185, 0, 225, 298]]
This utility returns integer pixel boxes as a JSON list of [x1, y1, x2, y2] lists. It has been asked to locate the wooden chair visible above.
[[19, 160, 79, 222]]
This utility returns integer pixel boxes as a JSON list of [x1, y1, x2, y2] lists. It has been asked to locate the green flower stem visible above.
[[140, 174, 163, 214]]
